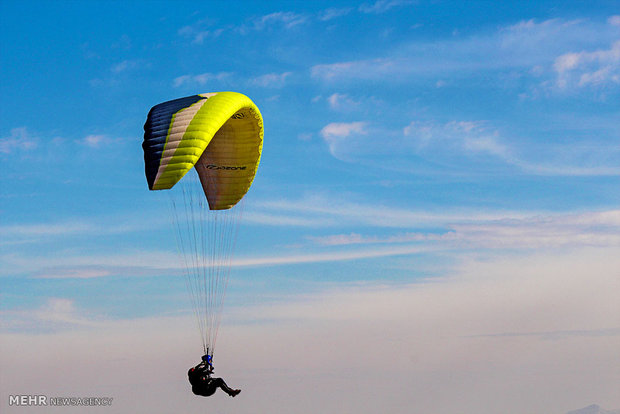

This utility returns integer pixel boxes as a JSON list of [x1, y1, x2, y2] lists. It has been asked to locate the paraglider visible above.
[[142, 92, 263, 397], [188, 355, 241, 397]]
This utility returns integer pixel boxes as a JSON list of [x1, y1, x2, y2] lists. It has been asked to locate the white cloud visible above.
[[463, 133, 509, 157], [309, 231, 445, 246], [178, 20, 223, 44], [328, 111, 620, 176], [80, 134, 109, 148], [250, 72, 292, 88], [327, 93, 360, 110], [0, 127, 37, 154], [554, 52, 581, 72], [5, 198, 620, 282], [579, 65, 614, 86], [178, 24, 196, 36], [180, 12, 306, 42], [403, 120, 511, 159], [554, 40, 620, 89], [173, 75, 192, 87], [311, 58, 396, 81], [36, 298, 97, 326], [318, 7, 353, 21], [0, 217, 150, 244], [311, 18, 619, 88], [510, 151, 620, 177], [110, 59, 142, 74], [253, 11, 307, 30], [173, 72, 232, 88], [311, 61, 355, 80], [89, 60, 147, 87], [243, 210, 339, 227], [608, 15, 620, 27], [320, 122, 367, 139], [252, 194, 620, 251], [1, 298, 99, 332], [359, 0, 414, 14], [309, 210, 620, 250], [320, 121, 368, 160], [234, 244, 428, 267], [69, 134, 126, 150], [254, 193, 528, 230], [1, 222, 96, 239], [36, 268, 112, 279], [448, 210, 620, 249], [0, 242, 430, 280], [327, 93, 343, 108], [401, 119, 620, 176]]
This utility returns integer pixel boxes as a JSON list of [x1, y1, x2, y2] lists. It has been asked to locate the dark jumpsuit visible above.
[[188, 363, 239, 397]]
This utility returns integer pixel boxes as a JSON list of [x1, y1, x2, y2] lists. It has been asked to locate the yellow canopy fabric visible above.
[[143, 92, 263, 209]]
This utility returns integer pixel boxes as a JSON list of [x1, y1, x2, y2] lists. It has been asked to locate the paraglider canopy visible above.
[[143, 91, 263, 209]]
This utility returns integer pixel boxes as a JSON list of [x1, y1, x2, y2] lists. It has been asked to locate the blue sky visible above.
[[1, 1, 619, 413]]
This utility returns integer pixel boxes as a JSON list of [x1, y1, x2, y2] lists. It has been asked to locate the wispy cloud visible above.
[[35, 268, 112, 279], [1, 244, 430, 281], [308, 209, 620, 250], [178, 19, 223, 44], [234, 244, 428, 267], [173, 72, 233, 88], [1, 221, 98, 239], [1, 298, 100, 332], [403, 120, 510, 159], [0, 127, 37, 154], [0, 249, 179, 279], [320, 121, 367, 138], [359, 0, 415, 14], [110, 59, 143, 74], [0, 216, 151, 247], [327, 93, 360, 110], [0, 129, 133, 166], [36, 298, 98, 326], [320, 121, 368, 160], [252, 194, 620, 252], [311, 58, 397, 81], [89, 59, 148, 87], [252, 11, 308, 30], [76, 134, 121, 148], [5, 199, 619, 281], [250, 72, 292, 88], [553, 40, 620, 89], [318, 7, 353, 21], [322, 118, 510, 168], [179, 11, 308, 43], [315, 116, 620, 176], [311, 17, 619, 87], [243, 210, 337, 227], [251, 193, 538, 233], [511, 158, 620, 176], [309, 231, 449, 246]]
